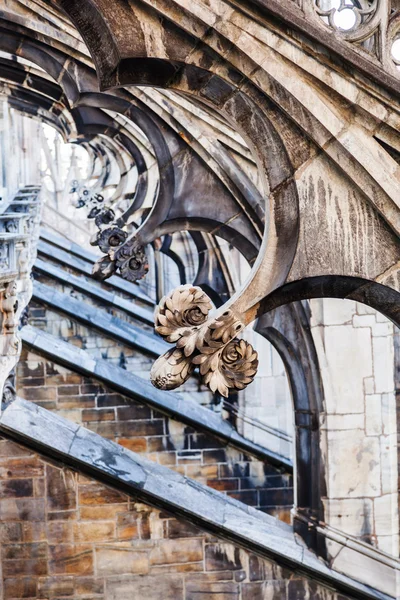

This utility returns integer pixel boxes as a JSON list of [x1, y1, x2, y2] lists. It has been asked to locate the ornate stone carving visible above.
[[2, 368, 16, 406], [71, 180, 105, 214], [95, 208, 115, 228], [96, 226, 128, 254], [0, 243, 10, 272], [150, 286, 258, 397], [92, 255, 117, 280], [109, 235, 149, 282], [1, 281, 19, 335], [314, 0, 378, 34]]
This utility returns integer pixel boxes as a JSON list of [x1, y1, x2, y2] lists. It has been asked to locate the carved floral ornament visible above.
[[70, 179, 105, 219], [150, 285, 259, 397], [94, 227, 149, 282]]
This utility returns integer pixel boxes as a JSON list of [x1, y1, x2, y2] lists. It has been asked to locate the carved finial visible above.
[[150, 285, 258, 397]]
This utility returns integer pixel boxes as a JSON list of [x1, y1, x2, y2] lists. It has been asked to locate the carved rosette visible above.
[[150, 285, 258, 397], [96, 226, 128, 254], [110, 236, 149, 282]]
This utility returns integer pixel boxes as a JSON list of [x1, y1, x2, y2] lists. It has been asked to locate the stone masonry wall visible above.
[[16, 347, 293, 522], [0, 436, 354, 600], [30, 273, 214, 407], [310, 298, 398, 556]]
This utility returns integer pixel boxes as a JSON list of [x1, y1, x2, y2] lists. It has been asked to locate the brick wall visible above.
[[16, 348, 293, 521], [0, 436, 352, 600]]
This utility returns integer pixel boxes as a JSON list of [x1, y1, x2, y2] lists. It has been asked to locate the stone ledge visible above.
[[0, 397, 392, 600], [34, 257, 154, 325], [38, 232, 153, 305], [20, 325, 291, 468], [294, 512, 400, 597], [32, 280, 166, 356]]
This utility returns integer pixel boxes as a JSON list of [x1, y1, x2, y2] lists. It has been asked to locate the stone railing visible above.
[[0, 185, 41, 404]]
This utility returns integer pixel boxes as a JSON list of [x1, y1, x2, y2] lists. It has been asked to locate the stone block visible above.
[[118, 437, 148, 452], [3, 557, 47, 577], [46, 465, 76, 511], [381, 393, 397, 435], [46, 521, 74, 544], [185, 580, 240, 599], [4, 577, 37, 599], [365, 395, 382, 435], [356, 303, 377, 315], [82, 408, 115, 422], [0, 457, 44, 479], [106, 574, 184, 600], [323, 413, 364, 431], [73, 521, 115, 542], [95, 547, 149, 575], [380, 434, 397, 495], [0, 439, 32, 457], [323, 498, 373, 539], [149, 538, 203, 565], [323, 324, 372, 414], [372, 322, 393, 337], [22, 386, 57, 401], [75, 577, 104, 595], [242, 581, 287, 600], [363, 376, 375, 394], [49, 544, 94, 575], [3, 541, 47, 560], [166, 519, 202, 539], [205, 543, 242, 571], [78, 483, 127, 505], [0, 498, 45, 521], [322, 298, 356, 325], [116, 511, 140, 540], [37, 576, 75, 598], [258, 488, 293, 507], [372, 336, 395, 394], [332, 543, 396, 596], [116, 404, 152, 420], [0, 522, 22, 543], [352, 314, 375, 328], [327, 429, 381, 497], [0, 478, 33, 498], [374, 493, 399, 537]]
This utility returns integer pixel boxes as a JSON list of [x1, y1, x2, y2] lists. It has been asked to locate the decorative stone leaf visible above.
[[150, 347, 194, 390], [92, 255, 117, 280], [151, 286, 258, 397], [97, 227, 128, 254]]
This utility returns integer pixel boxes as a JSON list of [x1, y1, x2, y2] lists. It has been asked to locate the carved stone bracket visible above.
[[2, 368, 16, 407], [150, 285, 258, 397]]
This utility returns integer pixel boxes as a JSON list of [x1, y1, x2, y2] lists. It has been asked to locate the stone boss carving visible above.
[[150, 285, 258, 397]]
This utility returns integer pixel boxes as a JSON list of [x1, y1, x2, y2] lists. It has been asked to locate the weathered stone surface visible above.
[[0, 398, 392, 599], [1, 0, 400, 598]]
